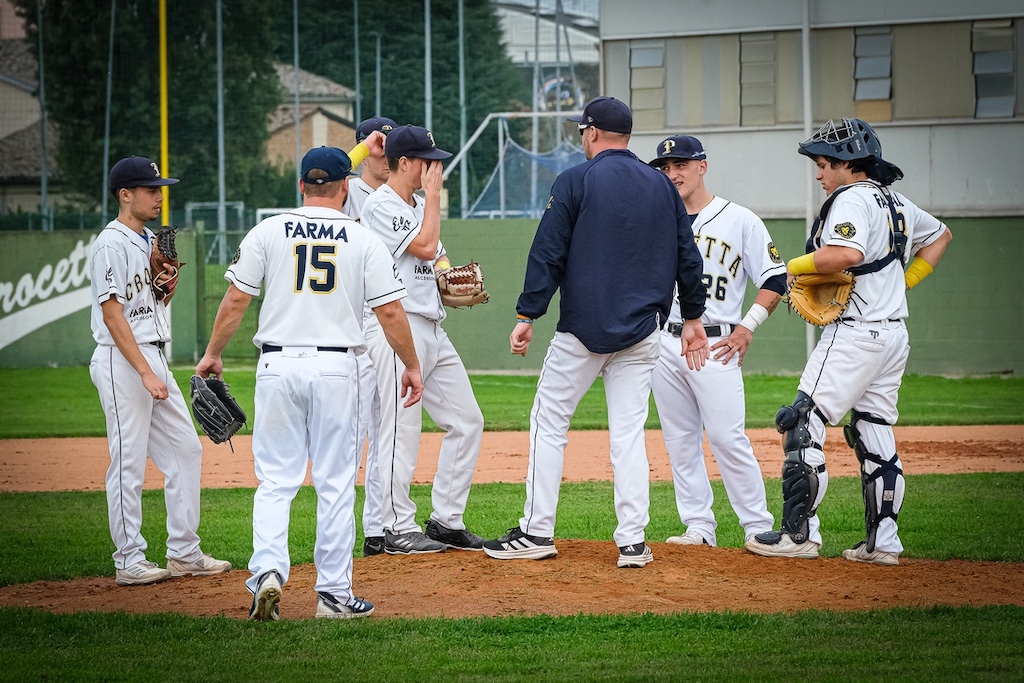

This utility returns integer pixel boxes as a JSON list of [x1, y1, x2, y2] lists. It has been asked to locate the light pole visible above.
[[354, 0, 361, 124], [370, 31, 381, 116]]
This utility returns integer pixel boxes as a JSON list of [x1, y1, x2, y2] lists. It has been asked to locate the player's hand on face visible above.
[[680, 319, 710, 371], [712, 326, 753, 366], [510, 322, 534, 357], [365, 130, 386, 157], [141, 371, 169, 401], [421, 159, 443, 195], [401, 368, 424, 407]]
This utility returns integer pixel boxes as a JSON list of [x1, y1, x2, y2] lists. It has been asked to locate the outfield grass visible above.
[[1, 367, 1021, 438]]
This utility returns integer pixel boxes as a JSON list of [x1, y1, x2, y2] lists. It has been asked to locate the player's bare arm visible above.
[[788, 244, 862, 278], [196, 284, 253, 379], [100, 296, 168, 400], [713, 288, 783, 366], [680, 318, 710, 370], [373, 299, 424, 407], [906, 227, 952, 290]]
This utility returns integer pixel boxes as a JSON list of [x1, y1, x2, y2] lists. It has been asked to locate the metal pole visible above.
[[530, 0, 539, 216], [36, 0, 50, 231], [802, 0, 815, 360], [102, 0, 116, 225], [373, 32, 381, 116], [554, 0, 562, 148], [498, 118, 506, 219], [424, 0, 432, 130], [216, 0, 227, 263], [354, 0, 361, 124], [159, 0, 170, 225], [293, 0, 301, 206], [458, 0, 467, 218]]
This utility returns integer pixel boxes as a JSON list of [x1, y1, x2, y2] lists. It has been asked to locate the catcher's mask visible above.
[[798, 118, 882, 162]]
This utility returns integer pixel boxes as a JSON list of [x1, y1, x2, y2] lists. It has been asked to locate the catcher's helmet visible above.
[[798, 118, 882, 161]]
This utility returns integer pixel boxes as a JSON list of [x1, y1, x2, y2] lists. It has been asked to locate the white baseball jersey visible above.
[[226, 205, 405, 349], [667, 196, 786, 326], [88, 219, 205, 570], [653, 197, 780, 544], [342, 176, 375, 220], [361, 184, 446, 322], [811, 181, 945, 322], [89, 221, 171, 345]]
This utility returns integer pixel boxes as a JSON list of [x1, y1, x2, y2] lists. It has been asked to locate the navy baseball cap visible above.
[[384, 125, 452, 160], [109, 156, 179, 191], [300, 146, 357, 184], [356, 116, 397, 141], [648, 135, 707, 167], [569, 96, 632, 135]]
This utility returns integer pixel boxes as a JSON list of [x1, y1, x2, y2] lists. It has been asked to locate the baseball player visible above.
[[745, 118, 952, 565], [196, 146, 424, 620], [343, 115, 397, 557], [483, 97, 709, 568], [649, 135, 785, 547], [361, 125, 486, 555], [89, 156, 231, 586]]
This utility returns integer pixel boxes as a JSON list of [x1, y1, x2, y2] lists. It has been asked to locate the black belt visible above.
[[261, 344, 349, 353], [148, 341, 166, 350], [839, 318, 903, 324], [666, 322, 734, 338]]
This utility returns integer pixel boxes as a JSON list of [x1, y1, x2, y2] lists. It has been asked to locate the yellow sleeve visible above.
[[348, 142, 370, 169]]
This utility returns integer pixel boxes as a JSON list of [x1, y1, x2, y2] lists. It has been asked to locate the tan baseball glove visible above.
[[787, 271, 856, 326], [151, 226, 186, 302], [436, 261, 490, 308]]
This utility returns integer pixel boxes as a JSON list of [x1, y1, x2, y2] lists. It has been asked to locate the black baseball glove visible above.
[[189, 375, 247, 449]]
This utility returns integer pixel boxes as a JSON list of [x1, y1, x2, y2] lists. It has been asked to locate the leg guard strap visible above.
[[845, 412, 902, 553]]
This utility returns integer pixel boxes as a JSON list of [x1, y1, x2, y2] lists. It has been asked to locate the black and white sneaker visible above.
[[384, 530, 445, 555], [363, 536, 385, 557], [249, 570, 282, 621], [315, 592, 375, 619], [483, 526, 558, 560], [617, 543, 653, 568], [425, 520, 486, 551]]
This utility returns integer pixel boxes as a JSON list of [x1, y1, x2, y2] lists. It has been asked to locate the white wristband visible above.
[[739, 303, 769, 332]]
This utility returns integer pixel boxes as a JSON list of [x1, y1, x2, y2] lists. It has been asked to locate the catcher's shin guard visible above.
[[775, 392, 826, 543], [845, 411, 904, 553]]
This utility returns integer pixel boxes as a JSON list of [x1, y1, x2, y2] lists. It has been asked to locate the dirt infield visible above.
[[1, 425, 1023, 619]]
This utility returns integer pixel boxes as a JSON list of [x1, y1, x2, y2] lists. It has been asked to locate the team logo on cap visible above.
[[381, 124, 394, 133], [661, 139, 676, 155], [768, 242, 782, 264], [834, 222, 857, 239], [150, 162, 161, 177], [427, 131, 437, 148]]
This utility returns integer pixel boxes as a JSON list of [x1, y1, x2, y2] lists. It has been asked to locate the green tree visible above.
[[14, 0, 286, 213], [272, 0, 531, 216]]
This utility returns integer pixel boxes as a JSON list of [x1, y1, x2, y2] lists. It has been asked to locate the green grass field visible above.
[[1, 369, 1023, 681]]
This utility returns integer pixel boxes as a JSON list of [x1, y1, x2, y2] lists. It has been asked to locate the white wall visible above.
[[627, 121, 1024, 218]]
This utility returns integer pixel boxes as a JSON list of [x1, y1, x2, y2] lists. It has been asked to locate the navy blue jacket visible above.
[[517, 148, 706, 354]]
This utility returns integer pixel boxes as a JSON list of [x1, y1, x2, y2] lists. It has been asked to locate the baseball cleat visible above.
[[483, 526, 558, 560], [425, 520, 486, 551], [384, 530, 445, 555], [362, 536, 386, 557], [115, 560, 172, 586], [315, 592, 375, 619], [666, 530, 711, 546], [617, 542, 653, 568], [167, 553, 232, 577], [841, 540, 900, 566], [744, 530, 820, 559], [249, 570, 282, 621]]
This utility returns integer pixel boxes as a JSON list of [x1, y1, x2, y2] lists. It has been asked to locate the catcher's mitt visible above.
[[437, 261, 490, 308], [151, 226, 186, 302], [189, 375, 247, 449], [787, 271, 856, 326]]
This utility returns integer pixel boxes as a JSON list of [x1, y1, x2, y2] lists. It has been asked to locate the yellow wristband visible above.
[[904, 257, 934, 290], [787, 253, 817, 275], [435, 259, 451, 271], [348, 142, 370, 169]]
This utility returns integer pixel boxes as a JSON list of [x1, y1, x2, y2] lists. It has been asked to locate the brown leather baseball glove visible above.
[[436, 261, 490, 308], [787, 271, 856, 326], [151, 226, 185, 302]]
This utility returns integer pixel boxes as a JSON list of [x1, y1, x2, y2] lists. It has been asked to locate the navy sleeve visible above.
[[672, 189, 707, 320], [516, 171, 579, 319], [761, 273, 788, 296]]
